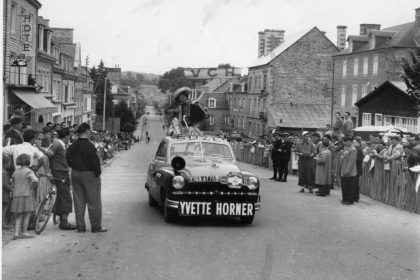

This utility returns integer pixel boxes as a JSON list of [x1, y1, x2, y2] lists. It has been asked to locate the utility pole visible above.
[[103, 77, 107, 130]]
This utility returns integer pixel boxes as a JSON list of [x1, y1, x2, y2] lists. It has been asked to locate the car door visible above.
[[149, 141, 168, 200]]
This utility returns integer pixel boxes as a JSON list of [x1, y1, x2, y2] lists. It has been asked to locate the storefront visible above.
[[7, 87, 56, 130]]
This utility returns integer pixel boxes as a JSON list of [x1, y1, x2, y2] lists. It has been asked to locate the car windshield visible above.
[[169, 142, 233, 159]]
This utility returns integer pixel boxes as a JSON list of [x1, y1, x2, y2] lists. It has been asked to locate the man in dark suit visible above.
[[276, 133, 293, 182], [5, 118, 24, 146], [269, 133, 281, 180]]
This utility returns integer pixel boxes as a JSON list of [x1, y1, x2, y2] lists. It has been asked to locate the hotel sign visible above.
[[20, 14, 33, 52], [184, 67, 241, 79]]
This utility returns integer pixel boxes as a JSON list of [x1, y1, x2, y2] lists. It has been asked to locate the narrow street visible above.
[[2, 115, 420, 280]]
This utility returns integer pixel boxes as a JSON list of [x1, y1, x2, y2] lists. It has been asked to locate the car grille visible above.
[[169, 182, 259, 203]]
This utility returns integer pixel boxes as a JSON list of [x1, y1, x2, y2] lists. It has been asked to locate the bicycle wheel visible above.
[[34, 194, 56, 234]]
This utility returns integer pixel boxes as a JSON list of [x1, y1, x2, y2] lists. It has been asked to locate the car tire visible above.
[[240, 215, 254, 225], [148, 192, 158, 207]]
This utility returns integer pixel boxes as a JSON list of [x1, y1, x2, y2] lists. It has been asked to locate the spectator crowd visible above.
[[229, 111, 420, 206], [2, 108, 139, 238]]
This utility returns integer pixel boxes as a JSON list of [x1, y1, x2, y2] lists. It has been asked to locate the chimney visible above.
[[336, 25, 347, 51], [360, 24, 381, 36], [416, 8, 420, 44]]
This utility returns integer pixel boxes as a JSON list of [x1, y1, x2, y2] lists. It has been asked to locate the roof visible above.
[[249, 27, 338, 68], [267, 103, 331, 129], [337, 22, 418, 55], [355, 80, 413, 106]]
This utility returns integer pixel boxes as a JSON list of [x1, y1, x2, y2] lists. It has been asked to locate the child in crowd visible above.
[[10, 154, 39, 240], [2, 156, 13, 229]]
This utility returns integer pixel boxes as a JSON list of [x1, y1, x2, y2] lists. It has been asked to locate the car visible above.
[[145, 134, 261, 224]]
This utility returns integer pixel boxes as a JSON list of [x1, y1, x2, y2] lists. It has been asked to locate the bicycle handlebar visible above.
[[38, 174, 69, 184]]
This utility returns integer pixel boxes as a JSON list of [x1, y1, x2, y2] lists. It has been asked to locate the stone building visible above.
[[333, 7, 420, 126], [247, 27, 339, 135], [3, 0, 56, 129], [197, 77, 239, 133]]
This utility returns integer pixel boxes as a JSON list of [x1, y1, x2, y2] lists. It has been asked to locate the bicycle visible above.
[[32, 175, 68, 234]]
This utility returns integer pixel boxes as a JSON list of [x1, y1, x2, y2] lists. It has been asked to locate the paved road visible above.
[[2, 116, 420, 280]]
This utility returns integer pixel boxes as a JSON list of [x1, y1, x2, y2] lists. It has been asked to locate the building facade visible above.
[[246, 27, 339, 135], [333, 8, 420, 126], [355, 81, 418, 133], [35, 16, 55, 124], [198, 78, 238, 133], [3, 0, 57, 129]]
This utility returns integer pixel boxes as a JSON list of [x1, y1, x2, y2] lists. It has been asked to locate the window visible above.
[[208, 98, 216, 108], [352, 85, 358, 106], [362, 84, 368, 98], [9, 58, 28, 85], [375, 114, 383, 126], [373, 55, 378, 75], [263, 75, 267, 90], [342, 60, 347, 77], [38, 26, 44, 50], [341, 85, 346, 107], [363, 57, 368, 75], [353, 58, 359, 76], [11, 3, 18, 35], [362, 113, 371, 126], [156, 142, 167, 158], [64, 85, 69, 102], [209, 115, 215, 125]]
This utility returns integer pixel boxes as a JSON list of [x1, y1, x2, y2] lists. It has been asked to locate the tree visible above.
[[90, 60, 114, 117], [158, 67, 192, 93], [402, 47, 420, 111], [114, 101, 136, 132], [217, 63, 232, 68]]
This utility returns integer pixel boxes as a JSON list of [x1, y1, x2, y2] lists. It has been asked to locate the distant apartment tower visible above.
[[336, 25, 347, 51], [258, 29, 285, 57]]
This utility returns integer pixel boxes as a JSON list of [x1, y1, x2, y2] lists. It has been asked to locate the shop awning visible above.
[[12, 89, 56, 113]]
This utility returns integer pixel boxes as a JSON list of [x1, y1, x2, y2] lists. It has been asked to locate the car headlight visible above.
[[172, 176, 185, 189], [247, 176, 258, 190]]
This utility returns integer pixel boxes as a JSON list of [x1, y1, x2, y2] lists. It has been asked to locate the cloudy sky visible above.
[[39, 0, 419, 74]]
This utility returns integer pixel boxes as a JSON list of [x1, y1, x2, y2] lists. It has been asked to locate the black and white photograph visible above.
[[1, 0, 420, 279]]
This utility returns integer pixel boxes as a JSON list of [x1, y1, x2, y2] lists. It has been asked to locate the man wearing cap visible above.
[[37, 128, 76, 230], [5, 118, 24, 146], [276, 133, 292, 182], [66, 123, 106, 233], [384, 135, 404, 163], [339, 136, 357, 205], [295, 132, 316, 193]]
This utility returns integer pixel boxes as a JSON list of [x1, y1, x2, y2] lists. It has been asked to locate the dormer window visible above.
[[369, 35, 375, 49], [208, 98, 216, 108]]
